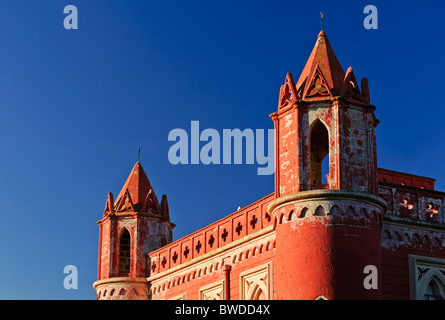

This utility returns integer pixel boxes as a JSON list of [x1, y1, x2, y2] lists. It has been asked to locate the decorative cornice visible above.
[[96, 212, 173, 226], [93, 277, 148, 289], [271, 96, 377, 118], [383, 214, 445, 232], [267, 189, 387, 215], [379, 181, 445, 196]]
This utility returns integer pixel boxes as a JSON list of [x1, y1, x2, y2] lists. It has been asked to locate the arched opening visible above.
[[247, 283, 268, 300], [129, 288, 138, 296], [119, 229, 131, 274], [423, 279, 445, 300], [314, 205, 326, 216], [310, 120, 329, 189], [252, 287, 266, 300]]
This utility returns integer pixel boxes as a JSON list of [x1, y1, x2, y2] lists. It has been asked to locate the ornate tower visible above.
[[93, 162, 175, 300], [272, 31, 378, 195], [268, 31, 387, 299]]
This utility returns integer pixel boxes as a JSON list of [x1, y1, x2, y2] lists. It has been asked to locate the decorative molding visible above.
[[303, 65, 332, 99], [199, 281, 224, 300], [148, 229, 276, 298], [148, 193, 275, 276], [383, 214, 445, 232], [116, 188, 134, 212], [239, 262, 273, 300], [93, 277, 149, 300], [267, 189, 387, 216], [408, 255, 445, 300], [169, 292, 187, 300], [148, 225, 274, 282], [341, 67, 362, 101], [93, 276, 147, 289], [278, 73, 298, 109]]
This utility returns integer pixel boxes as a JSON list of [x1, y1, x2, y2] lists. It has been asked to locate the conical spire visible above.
[[114, 161, 160, 213], [296, 31, 345, 98]]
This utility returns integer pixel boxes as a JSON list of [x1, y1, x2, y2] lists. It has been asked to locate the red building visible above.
[[93, 31, 445, 300]]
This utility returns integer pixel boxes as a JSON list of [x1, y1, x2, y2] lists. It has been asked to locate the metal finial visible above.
[[320, 12, 324, 31], [138, 147, 141, 162]]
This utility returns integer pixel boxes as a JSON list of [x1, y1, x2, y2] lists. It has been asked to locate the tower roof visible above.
[[114, 161, 160, 213], [296, 31, 345, 97]]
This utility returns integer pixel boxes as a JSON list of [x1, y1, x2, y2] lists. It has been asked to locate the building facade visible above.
[[93, 31, 445, 300]]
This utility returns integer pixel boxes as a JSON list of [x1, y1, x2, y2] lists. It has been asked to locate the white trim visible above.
[[408, 254, 445, 300]]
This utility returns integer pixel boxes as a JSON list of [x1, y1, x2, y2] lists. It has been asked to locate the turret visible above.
[[268, 31, 386, 299], [272, 31, 378, 195], [93, 162, 175, 300]]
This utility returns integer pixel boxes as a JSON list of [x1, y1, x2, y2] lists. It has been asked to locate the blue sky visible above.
[[0, 0, 444, 299]]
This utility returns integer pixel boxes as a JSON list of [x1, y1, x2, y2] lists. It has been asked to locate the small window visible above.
[[119, 229, 131, 274], [310, 120, 329, 188]]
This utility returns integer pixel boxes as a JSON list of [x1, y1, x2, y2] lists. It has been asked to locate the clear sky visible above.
[[0, 0, 444, 299]]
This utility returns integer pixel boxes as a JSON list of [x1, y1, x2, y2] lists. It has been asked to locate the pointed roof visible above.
[[114, 161, 160, 212], [296, 31, 345, 97]]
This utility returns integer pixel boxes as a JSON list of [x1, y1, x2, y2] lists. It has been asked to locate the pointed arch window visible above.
[[119, 229, 131, 274], [310, 119, 329, 189], [422, 279, 445, 300], [240, 262, 272, 300], [409, 255, 445, 300]]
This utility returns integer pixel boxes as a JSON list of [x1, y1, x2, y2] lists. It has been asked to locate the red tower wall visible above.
[[269, 190, 385, 299]]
